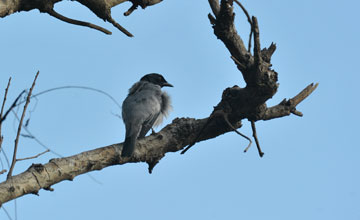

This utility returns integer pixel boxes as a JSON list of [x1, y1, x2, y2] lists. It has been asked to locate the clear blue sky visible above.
[[0, 0, 359, 219]]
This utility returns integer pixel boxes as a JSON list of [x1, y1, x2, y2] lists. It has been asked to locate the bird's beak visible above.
[[162, 82, 173, 87]]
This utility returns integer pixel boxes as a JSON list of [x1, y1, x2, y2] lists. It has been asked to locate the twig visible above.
[[180, 116, 213, 154], [124, 4, 138, 16], [7, 72, 39, 179], [232, 0, 253, 52], [233, 0, 252, 25], [0, 91, 26, 124], [290, 83, 319, 106], [250, 121, 264, 157], [1, 205, 13, 220], [47, 9, 112, 35], [252, 16, 262, 64], [107, 17, 134, 37], [222, 113, 252, 152], [0, 169, 6, 175], [0, 78, 11, 151], [0, 78, 11, 124], [16, 150, 50, 162]]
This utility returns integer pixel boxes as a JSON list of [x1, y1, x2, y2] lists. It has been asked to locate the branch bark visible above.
[[0, 116, 240, 205]]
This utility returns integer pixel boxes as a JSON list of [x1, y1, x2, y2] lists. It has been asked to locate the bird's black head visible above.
[[140, 73, 173, 88]]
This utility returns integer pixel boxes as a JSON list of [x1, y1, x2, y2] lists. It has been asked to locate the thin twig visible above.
[[0, 169, 6, 175], [0, 91, 25, 124], [16, 149, 50, 162], [252, 16, 262, 64], [107, 17, 134, 37], [232, 0, 254, 52], [2, 206, 13, 220], [47, 9, 112, 35], [17, 86, 122, 111], [222, 113, 252, 152], [233, 0, 252, 25], [7, 72, 39, 179], [0, 78, 11, 124], [180, 117, 213, 154], [250, 121, 264, 157], [0, 78, 11, 153]]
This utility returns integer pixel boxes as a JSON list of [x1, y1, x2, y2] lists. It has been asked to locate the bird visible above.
[[121, 73, 173, 157]]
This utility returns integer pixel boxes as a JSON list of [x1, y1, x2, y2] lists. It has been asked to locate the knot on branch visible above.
[[27, 163, 45, 173]]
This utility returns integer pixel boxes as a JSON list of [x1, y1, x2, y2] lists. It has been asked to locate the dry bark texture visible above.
[[0, 0, 317, 205]]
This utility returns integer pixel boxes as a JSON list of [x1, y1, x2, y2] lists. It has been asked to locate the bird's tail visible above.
[[121, 135, 137, 157]]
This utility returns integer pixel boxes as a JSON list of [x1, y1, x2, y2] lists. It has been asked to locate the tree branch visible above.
[[261, 83, 319, 121], [46, 8, 112, 35], [0, 116, 240, 205], [0, 0, 163, 36]]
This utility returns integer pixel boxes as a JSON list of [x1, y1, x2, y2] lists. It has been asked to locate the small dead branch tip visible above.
[[0, 77, 12, 119], [107, 17, 134, 37], [250, 121, 264, 158], [124, 4, 138, 16], [291, 109, 303, 117]]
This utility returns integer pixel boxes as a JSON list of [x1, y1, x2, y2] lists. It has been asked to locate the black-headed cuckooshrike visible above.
[[121, 73, 173, 157]]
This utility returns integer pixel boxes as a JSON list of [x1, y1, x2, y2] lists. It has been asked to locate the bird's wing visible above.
[[138, 111, 160, 138]]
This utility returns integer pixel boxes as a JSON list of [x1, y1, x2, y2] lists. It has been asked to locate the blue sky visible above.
[[0, 0, 359, 219]]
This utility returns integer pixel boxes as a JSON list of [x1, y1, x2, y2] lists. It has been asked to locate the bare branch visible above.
[[0, 78, 11, 123], [107, 17, 133, 37], [47, 8, 112, 35], [252, 16, 262, 65], [261, 83, 319, 121], [16, 150, 50, 162], [0, 90, 25, 124], [290, 83, 319, 106], [222, 112, 252, 152], [7, 72, 40, 179], [250, 121, 264, 157], [0, 77, 11, 151], [233, 0, 252, 25]]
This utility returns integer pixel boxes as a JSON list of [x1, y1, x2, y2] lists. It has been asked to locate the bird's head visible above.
[[140, 73, 173, 88]]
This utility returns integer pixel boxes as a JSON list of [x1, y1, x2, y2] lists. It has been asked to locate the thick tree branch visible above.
[[0, 116, 240, 205]]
